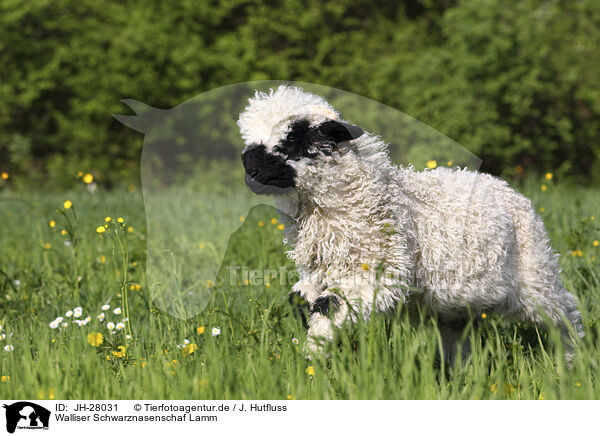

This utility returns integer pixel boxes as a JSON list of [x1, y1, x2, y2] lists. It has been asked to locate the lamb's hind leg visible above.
[[439, 319, 471, 366], [512, 210, 584, 363], [520, 284, 583, 364]]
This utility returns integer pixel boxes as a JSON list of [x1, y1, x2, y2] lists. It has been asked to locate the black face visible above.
[[241, 119, 363, 195]]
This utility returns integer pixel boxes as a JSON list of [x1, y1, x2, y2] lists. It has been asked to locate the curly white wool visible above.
[[239, 86, 584, 360]]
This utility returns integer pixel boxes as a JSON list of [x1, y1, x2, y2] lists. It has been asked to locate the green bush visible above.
[[0, 0, 599, 187]]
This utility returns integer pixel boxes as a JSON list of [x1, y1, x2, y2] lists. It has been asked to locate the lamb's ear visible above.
[[318, 120, 364, 143]]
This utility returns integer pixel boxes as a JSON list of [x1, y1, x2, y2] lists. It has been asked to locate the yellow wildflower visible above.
[[43, 243, 51, 250], [140, 361, 147, 368], [265, 283, 271, 289], [287, 395, 292, 400], [258, 221, 265, 227], [545, 172, 553, 180], [539, 207, 545, 213], [271, 218, 278, 225], [117, 217, 124, 223], [305, 366, 315, 376], [87, 332, 104, 347], [361, 263, 369, 271], [593, 240, 599, 247], [63, 200, 72, 209], [447, 161, 453, 166], [197, 326, 205, 335], [239, 215, 245, 222], [112, 346, 126, 358], [100, 255, 106, 264], [77, 171, 83, 177], [96, 226, 106, 234], [575, 382, 582, 387], [481, 313, 487, 319], [540, 184, 547, 192], [82, 173, 94, 184], [515, 165, 524, 174], [277, 224, 285, 230], [49, 388, 55, 400], [49, 220, 56, 228], [60, 229, 68, 236], [1, 172, 9, 180], [183, 343, 198, 355], [571, 250, 583, 257], [128, 226, 134, 233], [426, 160, 437, 169], [104, 216, 111, 223], [0, 375, 9, 382]]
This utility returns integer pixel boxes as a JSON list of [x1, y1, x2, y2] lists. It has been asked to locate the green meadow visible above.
[[0, 172, 599, 400]]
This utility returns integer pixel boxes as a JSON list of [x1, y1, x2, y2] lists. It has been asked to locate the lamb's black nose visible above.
[[241, 144, 296, 194]]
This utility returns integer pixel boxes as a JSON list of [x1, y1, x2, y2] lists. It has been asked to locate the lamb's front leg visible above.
[[288, 272, 325, 330], [306, 271, 379, 355]]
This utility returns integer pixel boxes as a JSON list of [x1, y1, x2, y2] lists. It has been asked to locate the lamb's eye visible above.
[[276, 119, 315, 161]]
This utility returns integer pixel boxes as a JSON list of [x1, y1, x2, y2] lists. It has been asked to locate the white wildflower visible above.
[[106, 322, 115, 330], [3, 345, 13, 352], [101, 304, 110, 311], [211, 327, 221, 337], [97, 313, 105, 322], [113, 307, 122, 315], [65, 310, 73, 317]]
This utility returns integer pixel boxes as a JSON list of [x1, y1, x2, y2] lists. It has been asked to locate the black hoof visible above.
[[311, 295, 340, 317], [288, 291, 309, 329]]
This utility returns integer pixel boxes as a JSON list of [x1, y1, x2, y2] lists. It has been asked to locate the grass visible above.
[[0, 173, 599, 400]]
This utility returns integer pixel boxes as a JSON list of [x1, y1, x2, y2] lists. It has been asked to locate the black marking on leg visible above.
[[310, 295, 340, 317], [288, 291, 309, 329]]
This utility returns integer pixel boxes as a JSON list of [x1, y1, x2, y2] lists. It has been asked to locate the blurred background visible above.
[[0, 0, 599, 189]]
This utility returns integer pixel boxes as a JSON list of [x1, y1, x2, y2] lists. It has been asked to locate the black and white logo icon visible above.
[[3, 402, 50, 434]]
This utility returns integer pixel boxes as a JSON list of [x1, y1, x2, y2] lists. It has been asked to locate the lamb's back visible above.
[[396, 167, 523, 311]]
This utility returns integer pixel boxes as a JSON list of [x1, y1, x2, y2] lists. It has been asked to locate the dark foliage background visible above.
[[1, 0, 599, 187]]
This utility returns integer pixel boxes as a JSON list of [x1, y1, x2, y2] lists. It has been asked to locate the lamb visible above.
[[238, 85, 584, 361]]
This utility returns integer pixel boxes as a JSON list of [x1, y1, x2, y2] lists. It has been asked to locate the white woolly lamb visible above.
[[238, 85, 584, 361]]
